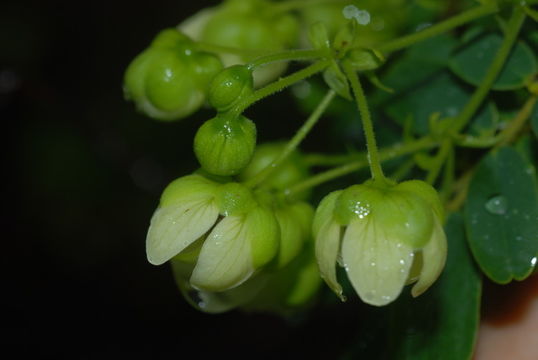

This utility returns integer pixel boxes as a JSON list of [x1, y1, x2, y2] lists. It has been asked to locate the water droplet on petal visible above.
[[485, 195, 508, 215]]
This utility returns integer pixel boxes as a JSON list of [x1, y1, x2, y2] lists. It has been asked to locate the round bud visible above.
[[198, 0, 299, 85], [144, 51, 204, 116], [123, 29, 223, 121], [191, 52, 226, 90], [194, 115, 257, 176], [208, 65, 253, 112], [151, 28, 192, 49]]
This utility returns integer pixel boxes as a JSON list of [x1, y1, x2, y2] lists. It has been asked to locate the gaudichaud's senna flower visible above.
[[170, 201, 319, 314], [313, 179, 447, 306], [146, 174, 280, 292], [150, 143, 319, 313]]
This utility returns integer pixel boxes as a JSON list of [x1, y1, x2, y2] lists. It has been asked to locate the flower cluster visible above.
[[130, 0, 450, 314]]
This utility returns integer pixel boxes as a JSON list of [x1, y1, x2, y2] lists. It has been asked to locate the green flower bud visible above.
[[143, 51, 204, 114], [237, 142, 311, 200], [194, 114, 256, 176], [123, 28, 223, 121], [314, 180, 447, 306], [208, 65, 253, 112], [150, 28, 192, 49], [185, 0, 299, 86]]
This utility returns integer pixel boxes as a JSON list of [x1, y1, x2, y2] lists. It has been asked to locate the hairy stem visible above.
[[248, 49, 328, 69], [285, 136, 437, 198], [231, 59, 331, 116], [342, 61, 387, 183]]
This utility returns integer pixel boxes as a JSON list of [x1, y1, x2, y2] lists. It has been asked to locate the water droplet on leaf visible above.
[[485, 195, 507, 215]]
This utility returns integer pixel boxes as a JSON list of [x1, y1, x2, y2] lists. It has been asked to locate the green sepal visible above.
[[160, 174, 218, 206], [323, 62, 352, 100], [273, 202, 314, 268], [215, 182, 256, 216], [308, 21, 331, 50], [346, 48, 384, 71], [334, 182, 434, 249], [208, 65, 254, 112], [247, 205, 280, 269]]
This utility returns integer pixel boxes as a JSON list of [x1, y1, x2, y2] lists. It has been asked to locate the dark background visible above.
[[2, 1, 369, 358]]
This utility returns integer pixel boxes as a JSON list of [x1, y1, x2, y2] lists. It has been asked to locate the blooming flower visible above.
[[313, 179, 447, 306]]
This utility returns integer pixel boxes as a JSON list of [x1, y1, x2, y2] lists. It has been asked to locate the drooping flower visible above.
[[313, 179, 447, 306], [146, 174, 280, 292]]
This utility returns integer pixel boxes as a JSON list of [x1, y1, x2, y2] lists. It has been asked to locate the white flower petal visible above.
[[411, 216, 447, 297], [146, 199, 219, 265], [190, 215, 254, 291], [342, 218, 414, 306], [315, 220, 345, 300]]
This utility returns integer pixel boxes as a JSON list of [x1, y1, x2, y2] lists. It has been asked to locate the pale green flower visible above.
[[313, 180, 447, 306], [146, 174, 279, 292]]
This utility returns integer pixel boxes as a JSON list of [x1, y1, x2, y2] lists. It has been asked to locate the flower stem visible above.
[[284, 136, 437, 198], [231, 59, 331, 116], [248, 49, 328, 69], [453, 6, 526, 133], [376, 2, 498, 54], [244, 90, 336, 189], [342, 60, 387, 183], [426, 139, 452, 185], [494, 95, 537, 148], [453, 95, 537, 148]]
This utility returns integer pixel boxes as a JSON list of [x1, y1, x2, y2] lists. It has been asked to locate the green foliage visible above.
[[450, 32, 537, 90], [388, 213, 481, 360], [465, 146, 538, 283], [125, 0, 538, 356]]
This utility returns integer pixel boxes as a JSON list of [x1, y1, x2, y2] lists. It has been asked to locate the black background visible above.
[[3, 1, 369, 358]]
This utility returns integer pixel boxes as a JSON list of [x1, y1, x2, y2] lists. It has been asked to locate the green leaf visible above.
[[384, 71, 495, 135], [372, 34, 457, 106], [323, 63, 352, 100], [468, 101, 499, 137], [464, 146, 538, 283], [450, 33, 537, 91], [388, 213, 482, 360]]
